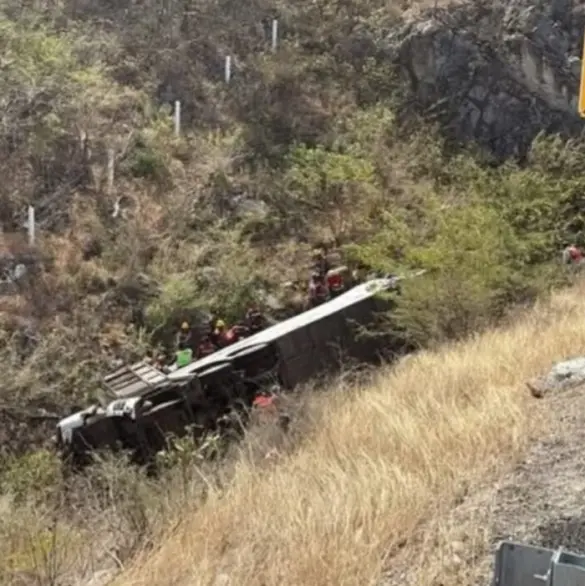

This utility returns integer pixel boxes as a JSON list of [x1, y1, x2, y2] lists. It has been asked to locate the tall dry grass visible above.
[[113, 281, 585, 586]]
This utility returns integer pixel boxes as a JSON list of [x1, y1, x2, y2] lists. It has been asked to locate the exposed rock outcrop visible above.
[[527, 356, 585, 398], [388, 0, 585, 158]]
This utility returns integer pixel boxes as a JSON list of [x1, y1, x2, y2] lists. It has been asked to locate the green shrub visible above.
[[0, 450, 61, 503]]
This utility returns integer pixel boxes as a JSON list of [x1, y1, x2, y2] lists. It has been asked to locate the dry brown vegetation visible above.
[[111, 280, 584, 586], [116, 282, 585, 586]]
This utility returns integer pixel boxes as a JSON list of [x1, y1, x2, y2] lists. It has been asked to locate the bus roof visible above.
[[168, 278, 394, 381], [103, 360, 174, 399]]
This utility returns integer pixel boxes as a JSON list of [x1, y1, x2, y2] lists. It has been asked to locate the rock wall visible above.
[[387, 0, 585, 158]]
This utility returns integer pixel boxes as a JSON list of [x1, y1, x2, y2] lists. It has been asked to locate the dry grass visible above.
[[109, 281, 585, 586]]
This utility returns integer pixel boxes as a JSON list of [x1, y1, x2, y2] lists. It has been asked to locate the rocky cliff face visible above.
[[388, 0, 585, 158]]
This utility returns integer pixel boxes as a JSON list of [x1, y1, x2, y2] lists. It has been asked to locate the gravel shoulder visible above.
[[382, 384, 585, 586]]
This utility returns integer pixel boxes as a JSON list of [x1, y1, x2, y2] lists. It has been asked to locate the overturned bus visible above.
[[56, 277, 400, 467], [57, 359, 247, 468]]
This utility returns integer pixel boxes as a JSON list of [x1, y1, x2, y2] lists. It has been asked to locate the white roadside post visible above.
[[225, 55, 232, 83], [271, 19, 278, 52], [27, 205, 35, 246], [174, 100, 181, 137], [107, 148, 115, 195]]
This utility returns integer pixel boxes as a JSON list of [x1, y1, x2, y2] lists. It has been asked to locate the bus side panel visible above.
[[306, 314, 346, 375], [340, 297, 385, 364], [278, 353, 321, 389], [277, 327, 312, 360]]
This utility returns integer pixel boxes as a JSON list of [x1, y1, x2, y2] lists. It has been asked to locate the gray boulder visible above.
[[527, 357, 585, 398]]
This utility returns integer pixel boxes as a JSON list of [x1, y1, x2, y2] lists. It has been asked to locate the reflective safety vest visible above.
[[176, 348, 193, 368]]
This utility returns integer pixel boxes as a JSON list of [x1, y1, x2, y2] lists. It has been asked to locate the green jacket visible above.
[[175, 348, 193, 368]]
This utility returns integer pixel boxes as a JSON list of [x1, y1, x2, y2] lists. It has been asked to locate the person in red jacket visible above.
[[211, 319, 230, 348], [326, 268, 345, 299], [253, 391, 276, 410], [563, 244, 584, 265], [252, 386, 290, 432], [223, 323, 249, 346]]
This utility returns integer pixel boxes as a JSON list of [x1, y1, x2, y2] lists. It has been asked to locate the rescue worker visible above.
[[312, 249, 331, 278], [224, 322, 249, 345], [308, 271, 329, 308], [175, 341, 193, 368], [245, 305, 267, 334], [212, 319, 229, 347], [196, 335, 217, 359], [326, 267, 345, 299], [252, 389, 277, 410], [176, 321, 193, 350], [252, 385, 290, 432], [562, 244, 584, 266]]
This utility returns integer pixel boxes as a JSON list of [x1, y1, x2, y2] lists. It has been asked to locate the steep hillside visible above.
[[2, 0, 585, 583], [2, 0, 585, 442], [391, 0, 585, 158], [109, 281, 585, 586], [5, 277, 585, 586]]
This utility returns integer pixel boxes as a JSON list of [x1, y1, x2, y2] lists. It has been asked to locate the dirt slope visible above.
[[382, 381, 585, 585]]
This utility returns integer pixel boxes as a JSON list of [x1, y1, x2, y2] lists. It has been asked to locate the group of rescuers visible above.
[[147, 243, 582, 415], [164, 240, 585, 371], [144, 248, 361, 420], [150, 248, 366, 374]]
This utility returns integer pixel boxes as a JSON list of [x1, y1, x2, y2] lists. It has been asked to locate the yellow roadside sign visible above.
[[579, 32, 585, 117]]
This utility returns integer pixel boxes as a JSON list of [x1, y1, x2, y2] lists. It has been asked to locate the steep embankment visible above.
[[109, 281, 585, 586], [4, 0, 585, 581], [1, 0, 584, 442], [380, 372, 585, 586]]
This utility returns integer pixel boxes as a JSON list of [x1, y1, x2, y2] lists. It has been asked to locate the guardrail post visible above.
[[27, 205, 35, 246], [174, 100, 181, 136], [225, 55, 232, 83], [272, 19, 278, 52], [107, 148, 115, 194]]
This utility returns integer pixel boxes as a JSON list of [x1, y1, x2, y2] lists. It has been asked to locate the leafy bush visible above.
[[0, 449, 61, 503]]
